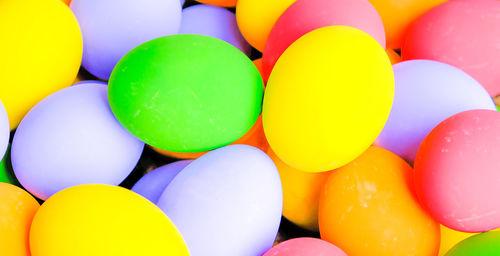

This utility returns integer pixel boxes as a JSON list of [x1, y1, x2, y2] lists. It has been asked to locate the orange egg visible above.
[[196, 0, 237, 7], [268, 149, 331, 231], [386, 48, 401, 65], [368, 0, 446, 49], [153, 115, 268, 159], [0, 183, 40, 256], [319, 146, 439, 256]]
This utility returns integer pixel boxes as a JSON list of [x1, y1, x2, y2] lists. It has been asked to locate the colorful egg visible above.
[[263, 26, 394, 172], [263, 238, 347, 256], [70, 0, 181, 79], [179, 4, 251, 56], [236, 0, 297, 52], [132, 160, 192, 204], [0, 183, 39, 256], [319, 146, 440, 256], [403, 0, 500, 97], [196, 0, 237, 7], [414, 109, 500, 232], [157, 145, 282, 256], [30, 184, 189, 256], [262, 0, 385, 81], [268, 149, 331, 231], [368, 0, 446, 49], [12, 84, 144, 200], [0, 100, 8, 160], [375, 60, 495, 163], [445, 230, 500, 256], [0, 0, 82, 129], [109, 34, 263, 153]]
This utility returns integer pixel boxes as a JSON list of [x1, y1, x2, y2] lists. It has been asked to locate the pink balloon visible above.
[[262, 0, 385, 82], [415, 110, 500, 232], [263, 238, 347, 256]]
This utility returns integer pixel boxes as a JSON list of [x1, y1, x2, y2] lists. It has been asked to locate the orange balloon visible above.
[[268, 149, 331, 231], [196, 0, 237, 7], [386, 48, 401, 65], [368, 0, 447, 49], [0, 183, 40, 256], [154, 115, 268, 159], [319, 146, 439, 256]]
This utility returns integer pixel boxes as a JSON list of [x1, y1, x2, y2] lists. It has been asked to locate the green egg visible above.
[[446, 230, 500, 256], [109, 34, 263, 153]]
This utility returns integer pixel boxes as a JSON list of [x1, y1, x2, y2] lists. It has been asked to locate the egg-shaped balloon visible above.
[[369, 0, 446, 49], [132, 160, 192, 204], [0, 100, 9, 160], [268, 149, 331, 231], [0, 0, 82, 129], [70, 0, 181, 80], [445, 230, 500, 256], [30, 184, 189, 256], [0, 183, 39, 256], [262, 0, 385, 81], [12, 84, 145, 200], [196, 0, 236, 7], [236, 0, 297, 52], [157, 145, 282, 256], [319, 146, 440, 256], [179, 4, 251, 56], [263, 26, 394, 172], [109, 34, 263, 153], [375, 60, 495, 163], [439, 226, 479, 256], [414, 109, 500, 232], [403, 0, 500, 97], [263, 238, 347, 256]]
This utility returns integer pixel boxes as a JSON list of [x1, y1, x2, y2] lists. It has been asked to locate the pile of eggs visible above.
[[2, 0, 500, 255]]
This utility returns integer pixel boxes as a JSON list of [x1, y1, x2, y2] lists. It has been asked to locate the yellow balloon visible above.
[[236, 0, 297, 52], [263, 26, 394, 172], [439, 226, 482, 256], [0, 0, 82, 129], [268, 149, 331, 231], [30, 184, 189, 256]]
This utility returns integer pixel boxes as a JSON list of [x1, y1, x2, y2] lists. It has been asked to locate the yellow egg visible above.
[[30, 184, 189, 256], [0, 0, 82, 129], [263, 26, 394, 172], [0, 183, 40, 256], [268, 149, 331, 231], [236, 0, 297, 52], [319, 146, 440, 256]]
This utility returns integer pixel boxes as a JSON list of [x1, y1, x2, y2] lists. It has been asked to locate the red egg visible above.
[[414, 109, 500, 232], [263, 238, 347, 256]]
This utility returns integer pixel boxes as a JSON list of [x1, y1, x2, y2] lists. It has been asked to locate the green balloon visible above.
[[109, 34, 263, 153], [446, 230, 500, 256], [0, 144, 18, 184]]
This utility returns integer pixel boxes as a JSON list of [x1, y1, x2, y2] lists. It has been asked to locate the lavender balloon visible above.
[[70, 0, 182, 79], [12, 83, 144, 200], [0, 100, 8, 161], [157, 145, 282, 256], [375, 60, 496, 163], [179, 4, 251, 56], [132, 160, 192, 204]]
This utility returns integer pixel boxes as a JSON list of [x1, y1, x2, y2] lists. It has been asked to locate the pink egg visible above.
[[261, 0, 385, 82], [402, 0, 500, 97], [263, 238, 347, 256], [414, 109, 500, 232]]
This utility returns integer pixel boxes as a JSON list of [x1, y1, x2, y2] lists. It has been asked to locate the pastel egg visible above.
[[263, 26, 394, 172], [0, 183, 39, 256], [179, 4, 251, 56], [445, 230, 500, 256], [236, 0, 297, 52], [262, 0, 385, 81], [12, 84, 144, 200], [319, 146, 440, 256], [403, 0, 500, 96], [70, 0, 181, 79], [375, 60, 495, 163], [414, 109, 500, 232], [30, 184, 189, 256], [0, 100, 9, 160], [132, 160, 192, 204], [196, 0, 237, 7], [0, 0, 82, 129], [263, 238, 347, 256], [157, 145, 282, 256], [268, 149, 331, 231], [109, 34, 263, 153]]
